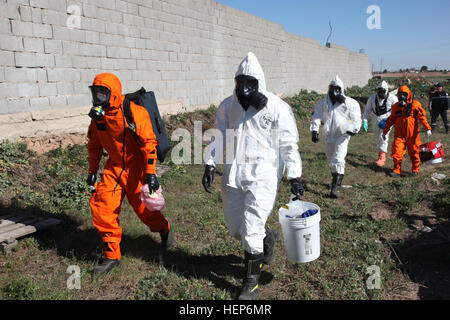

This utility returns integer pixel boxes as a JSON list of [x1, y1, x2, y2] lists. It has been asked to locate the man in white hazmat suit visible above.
[[310, 75, 362, 198], [202, 52, 304, 300], [362, 80, 398, 167]]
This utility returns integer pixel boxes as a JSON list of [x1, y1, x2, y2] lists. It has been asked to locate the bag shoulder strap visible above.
[[123, 87, 147, 127]]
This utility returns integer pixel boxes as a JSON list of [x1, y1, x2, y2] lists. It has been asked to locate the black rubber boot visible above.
[[263, 229, 279, 265], [93, 258, 120, 275], [446, 124, 449, 134], [237, 251, 264, 300], [160, 217, 174, 250], [330, 173, 344, 199], [159, 217, 173, 265], [390, 172, 401, 178]]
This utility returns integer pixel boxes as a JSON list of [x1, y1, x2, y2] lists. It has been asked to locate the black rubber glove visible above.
[[289, 178, 304, 201], [145, 174, 160, 194], [311, 131, 319, 143], [87, 173, 97, 193], [202, 165, 215, 193]]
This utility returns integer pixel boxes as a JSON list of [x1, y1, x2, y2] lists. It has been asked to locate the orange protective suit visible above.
[[87, 73, 169, 261], [383, 86, 432, 174]]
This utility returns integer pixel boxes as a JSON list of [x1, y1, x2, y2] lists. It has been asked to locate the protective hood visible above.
[[398, 85, 413, 104], [329, 75, 345, 95], [235, 52, 266, 93], [92, 73, 123, 108], [377, 80, 389, 91]]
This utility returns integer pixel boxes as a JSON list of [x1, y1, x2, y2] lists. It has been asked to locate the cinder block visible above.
[[17, 83, 40, 98], [85, 30, 99, 44], [79, 43, 106, 57], [67, 94, 90, 108], [4, 68, 37, 82], [116, 0, 128, 13], [19, 5, 32, 21], [0, 19, 11, 34], [49, 95, 68, 108], [47, 68, 80, 82], [0, 35, 24, 51], [39, 82, 58, 96], [71, 56, 88, 69], [0, 84, 16, 98], [7, 98, 30, 114], [48, 0, 68, 12], [41, 9, 65, 25], [88, 18, 105, 33], [30, 0, 49, 9], [54, 55, 73, 68], [30, 96, 50, 111], [32, 23, 53, 38], [6, 0, 29, 6], [127, 3, 138, 15], [15, 52, 54, 67], [31, 8, 42, 23], [107, 46, 131, 59], [24, 38, 45, 52], [11, 21, 34, 37], [44, 39, 62, 54], [0, 99, 6, 115], [0, 51, 15, 67], [0, 3, 20, 20], [62, 40, 79, 55], [56, 82, 74, 95], [36, 68, 47, 81]]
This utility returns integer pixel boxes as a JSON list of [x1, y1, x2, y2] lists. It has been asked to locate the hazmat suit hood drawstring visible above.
[[235, 52, 267, 94]]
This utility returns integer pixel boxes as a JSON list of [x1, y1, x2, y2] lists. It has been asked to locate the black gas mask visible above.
[[328, 85, 345, 105], [235, 75, 267, 111], [397, 91, 408, 107], [377, 88, 387, 99], [88, 85, 111, 121]]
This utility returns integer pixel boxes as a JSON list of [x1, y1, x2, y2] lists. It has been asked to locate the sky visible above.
[[216, 0, 450, 72]]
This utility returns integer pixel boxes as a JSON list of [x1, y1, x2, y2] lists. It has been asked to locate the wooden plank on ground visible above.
[[0, 217, 43, 234], [0, 215, 34, 229], [0, 217, 60, 243]]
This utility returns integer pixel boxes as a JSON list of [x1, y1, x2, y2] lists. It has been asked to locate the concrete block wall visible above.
[[0, 0, 371, 140]]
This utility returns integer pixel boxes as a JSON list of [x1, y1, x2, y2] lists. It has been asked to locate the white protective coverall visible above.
[[310, 76, 362, 175], [205, 52, 302, 255], [363, 81, 398, 153]]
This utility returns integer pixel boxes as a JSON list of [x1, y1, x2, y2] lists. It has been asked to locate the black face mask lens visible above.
[[377, 88, 387, 98], [90, 85, 111, 106], [397, 92, 408, 101], [235, 75, 260, 110]]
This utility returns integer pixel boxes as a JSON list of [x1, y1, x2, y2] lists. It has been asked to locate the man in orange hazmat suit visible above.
[[382, 86, 432, 177], [86, 73, 173, 275]]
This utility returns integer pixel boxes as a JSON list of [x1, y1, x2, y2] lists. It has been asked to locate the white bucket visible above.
[[425, 157, 443, 165], [278, 200, 321, 263]]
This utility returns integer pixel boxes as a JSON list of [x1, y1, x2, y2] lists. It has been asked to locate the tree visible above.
[[420, 65, 428, 72], [383, 69, 388, 73]]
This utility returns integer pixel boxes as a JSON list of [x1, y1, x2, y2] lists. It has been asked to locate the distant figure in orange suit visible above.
[[382, 86, 432, 177]]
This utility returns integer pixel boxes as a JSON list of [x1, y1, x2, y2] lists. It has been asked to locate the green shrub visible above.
[[2, 278, 39, 300]]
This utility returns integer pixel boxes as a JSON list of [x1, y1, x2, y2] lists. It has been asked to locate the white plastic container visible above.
[[278, 199, 321, 263]]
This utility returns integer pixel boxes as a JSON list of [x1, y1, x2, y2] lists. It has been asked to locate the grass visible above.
[[0, 79, 449, 300]]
